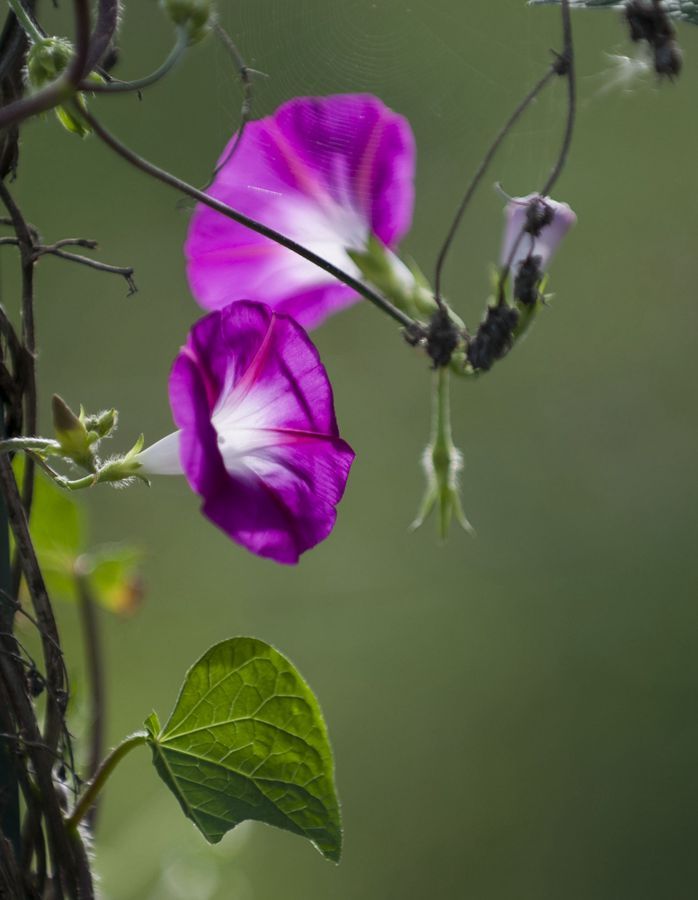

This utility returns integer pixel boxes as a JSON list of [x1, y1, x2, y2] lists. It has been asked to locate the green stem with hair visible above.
[[6, 0, 43, 44], [66, 731, 148, 830]]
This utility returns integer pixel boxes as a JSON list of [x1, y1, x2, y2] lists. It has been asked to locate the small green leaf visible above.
[[14, 460, 143, 613], [145, 712, 162, 737], [15, 459, 84, 601], [79, 544, 144, 615], [24, 464, 85, 559], [146, 638, 342, 861], [528, 0, 698, 25]]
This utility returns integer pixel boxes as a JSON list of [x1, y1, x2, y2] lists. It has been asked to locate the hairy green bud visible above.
[[52, 395, 96, 471], [26, 37, 73, 87], [25, 37, 97, 137], [160, 0, 214, 44]]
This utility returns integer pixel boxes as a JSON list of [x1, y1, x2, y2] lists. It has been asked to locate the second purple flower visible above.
[[185, 94, 416, 330]]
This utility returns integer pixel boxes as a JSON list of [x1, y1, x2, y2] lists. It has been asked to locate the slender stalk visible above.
[[202, 22, 257, 186], [434, 65, 557, 304], [0, 457, 66, 756], [84, 28, 189, 93], [540, 0, 576, 198], [6, 0, 42, 44], [85, 0, 120, 73], [499, 0, 577, 292], [0, 416, 19, 857], [41, 247, 137, 293], [67, 732, 148, 831], [80, 107, 417, 331], [75, 574, 105, 830], [0, 437, 57, 454]]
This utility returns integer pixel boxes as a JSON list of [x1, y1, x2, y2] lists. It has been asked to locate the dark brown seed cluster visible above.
[[513, 254, 544, 307], [625, 0, 682, 79], [467, 305, 520, 372], [426, 308, 461, 368], [524, 198, 554, 237]]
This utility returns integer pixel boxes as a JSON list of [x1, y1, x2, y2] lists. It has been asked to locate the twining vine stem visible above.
[[499, 0, 577, 291], [434, 0, 576, 310], [433, 64, 558, 305], [83, 27, 189, 94]]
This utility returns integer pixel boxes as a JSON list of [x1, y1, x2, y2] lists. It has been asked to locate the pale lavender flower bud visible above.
[[500, 193, 577, 278]]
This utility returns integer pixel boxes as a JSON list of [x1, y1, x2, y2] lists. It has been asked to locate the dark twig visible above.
[[0, 646, 93, 898], [433, 64, 557, 305], [85, 0, 121, 73], [40, 248, 137, 294], [0, 459, 65, 757], [498, 0, 576, 295], [0, 184, 38, 530], [75, 574, 105, 830], [81, 107, 417, 330], [0, 234, 137, 293]]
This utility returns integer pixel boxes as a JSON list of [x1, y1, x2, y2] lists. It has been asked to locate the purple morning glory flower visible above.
[[136, 301, 354, 564], [500, 193, 577, 278], [185, 94, 416, 330]]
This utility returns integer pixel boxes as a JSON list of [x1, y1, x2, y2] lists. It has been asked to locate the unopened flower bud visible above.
[[26, 37, 73, 88], [52, 394, 95, 470], [83, 408, 118, 440], [501, 194, 576, 279], [160, 0, 214, 44], [26, 37, 95, 136]]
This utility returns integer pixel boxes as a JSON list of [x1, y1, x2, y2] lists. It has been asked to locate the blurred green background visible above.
[[3, 0, 698, 897]]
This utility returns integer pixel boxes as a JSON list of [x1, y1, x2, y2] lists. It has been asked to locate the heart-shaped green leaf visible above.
[[145, 638, 342, 861]]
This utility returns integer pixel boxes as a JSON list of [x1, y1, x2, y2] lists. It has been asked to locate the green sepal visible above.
[[81, 407, 118, 443], [347, 235, 438, 318], [160, 0, 215, 43], [144, 712, 162, 738]]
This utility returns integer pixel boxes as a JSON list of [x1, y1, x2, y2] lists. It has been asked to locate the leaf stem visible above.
[[6, 0, 42, 44], [0, 437, 60, 454], [66, 731, 147, 830]]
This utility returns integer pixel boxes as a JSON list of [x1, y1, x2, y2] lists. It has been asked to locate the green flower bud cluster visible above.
[[25, 37, 99, 137], [160, 0, 215, 44], [52, 395, 119, 471]]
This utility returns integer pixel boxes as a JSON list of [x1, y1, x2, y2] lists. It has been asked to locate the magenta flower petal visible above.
[[139, 301, 354, 564], [185, 94, 416, 329]]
